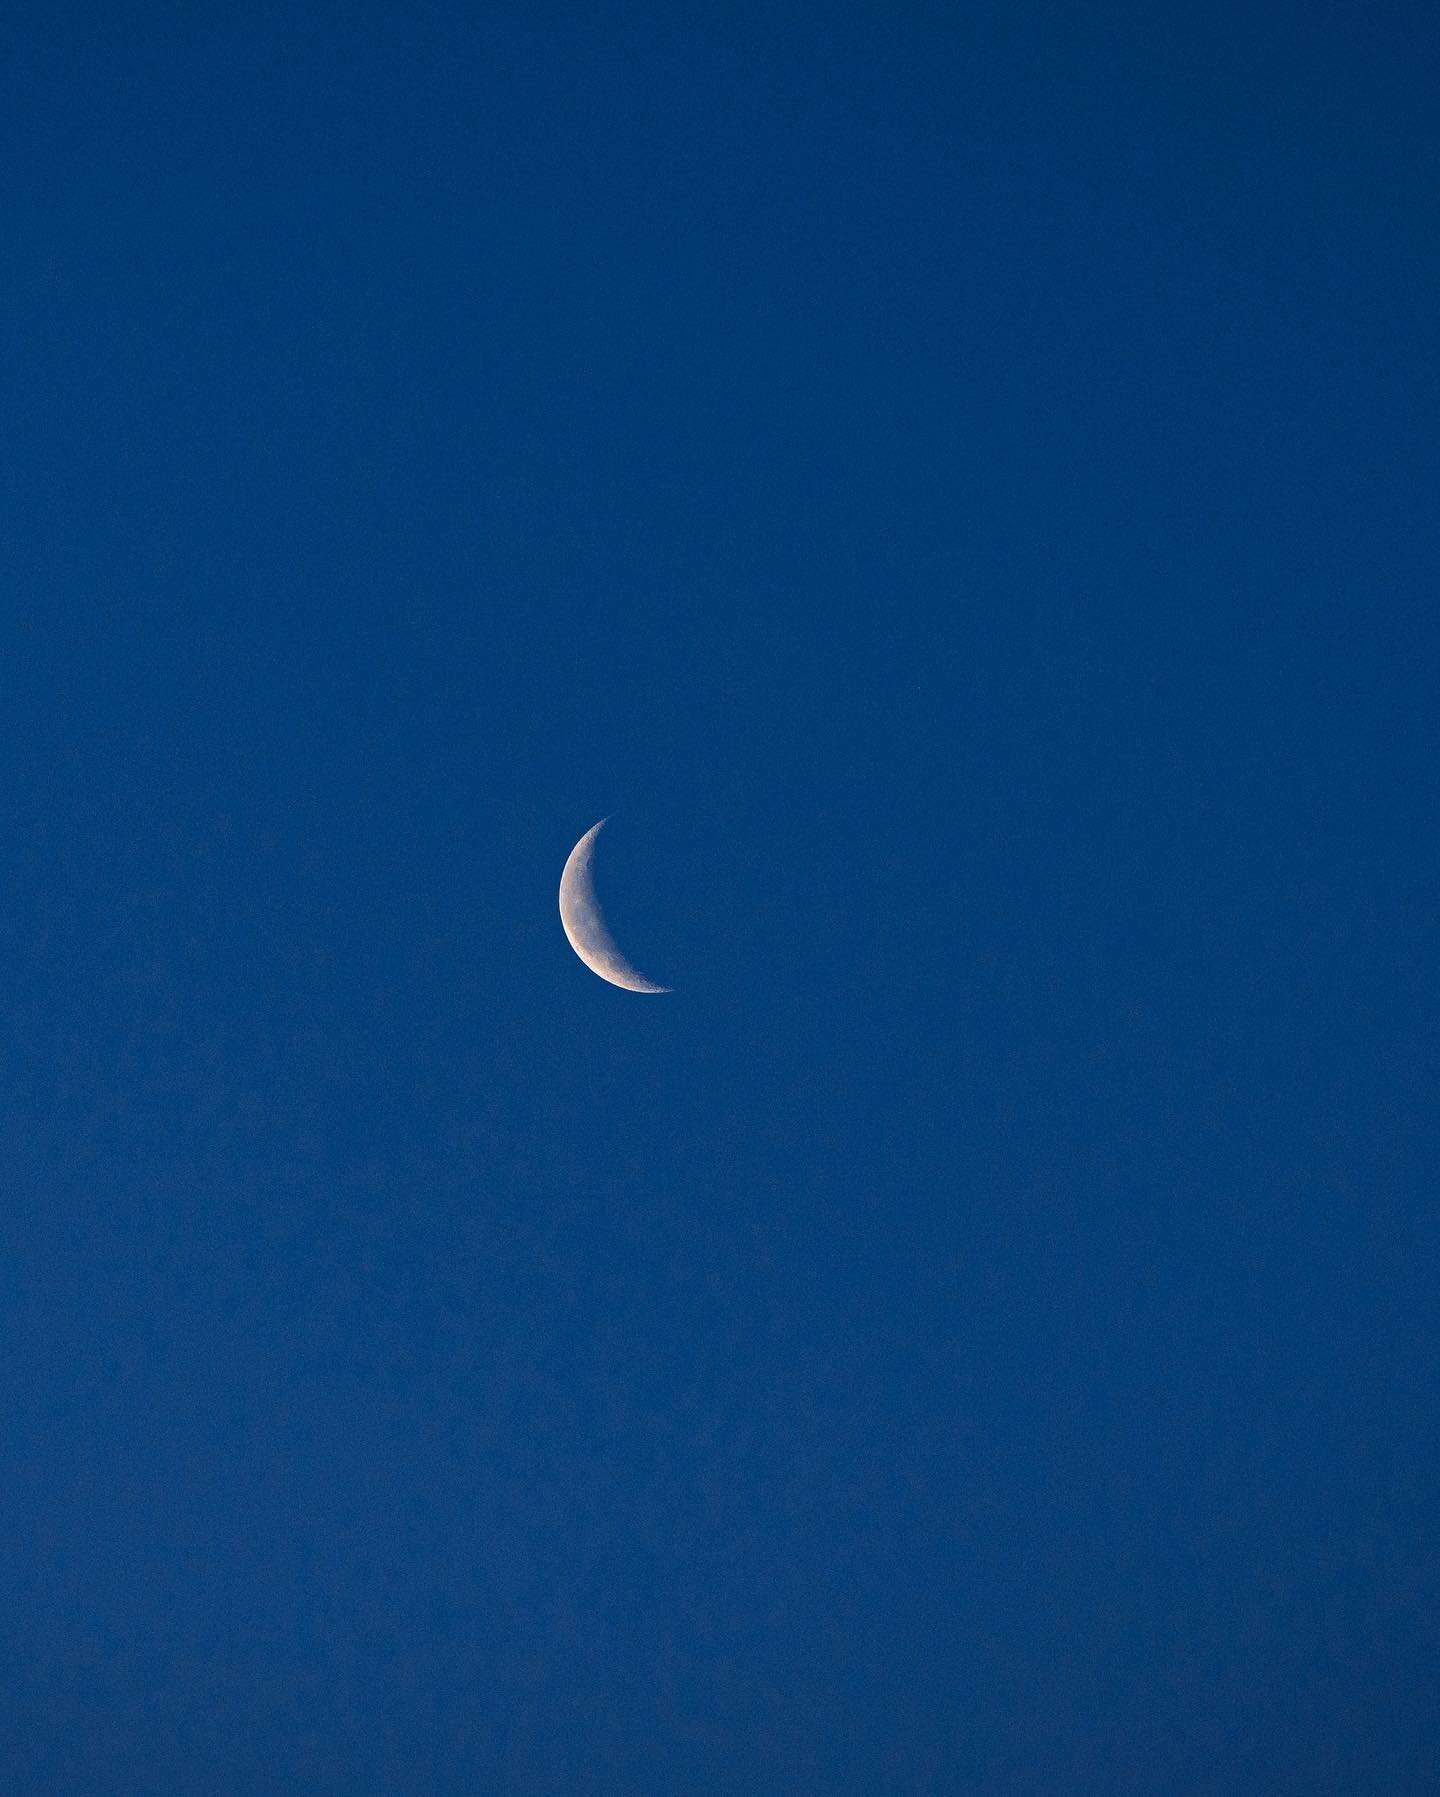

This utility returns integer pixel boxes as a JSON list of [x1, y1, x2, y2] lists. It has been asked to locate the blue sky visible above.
[[3, 1, 1437, 1790]]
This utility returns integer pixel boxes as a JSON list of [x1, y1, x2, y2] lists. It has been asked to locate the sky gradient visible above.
[[4, 1, 1438, 1791]]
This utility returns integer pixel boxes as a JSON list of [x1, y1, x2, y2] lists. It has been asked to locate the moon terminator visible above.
[[558, 818, 671, 994]]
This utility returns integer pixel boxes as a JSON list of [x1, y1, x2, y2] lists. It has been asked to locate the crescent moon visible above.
[[558, 818, 671, 994]]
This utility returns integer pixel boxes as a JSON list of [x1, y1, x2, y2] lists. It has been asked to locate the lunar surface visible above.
[[558, 818, 671, 994]]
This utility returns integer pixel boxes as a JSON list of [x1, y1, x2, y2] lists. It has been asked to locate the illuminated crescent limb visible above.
[[558, 819, 671, 993]]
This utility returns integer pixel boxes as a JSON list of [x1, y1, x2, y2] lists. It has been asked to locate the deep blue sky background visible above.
[[3, 2, 1437, 1791]]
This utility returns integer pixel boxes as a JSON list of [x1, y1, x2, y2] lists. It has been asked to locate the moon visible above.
[[558, 818, 671, 994]]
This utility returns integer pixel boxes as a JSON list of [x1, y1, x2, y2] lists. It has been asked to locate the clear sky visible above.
[[4, 2, 1437, 1791]]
